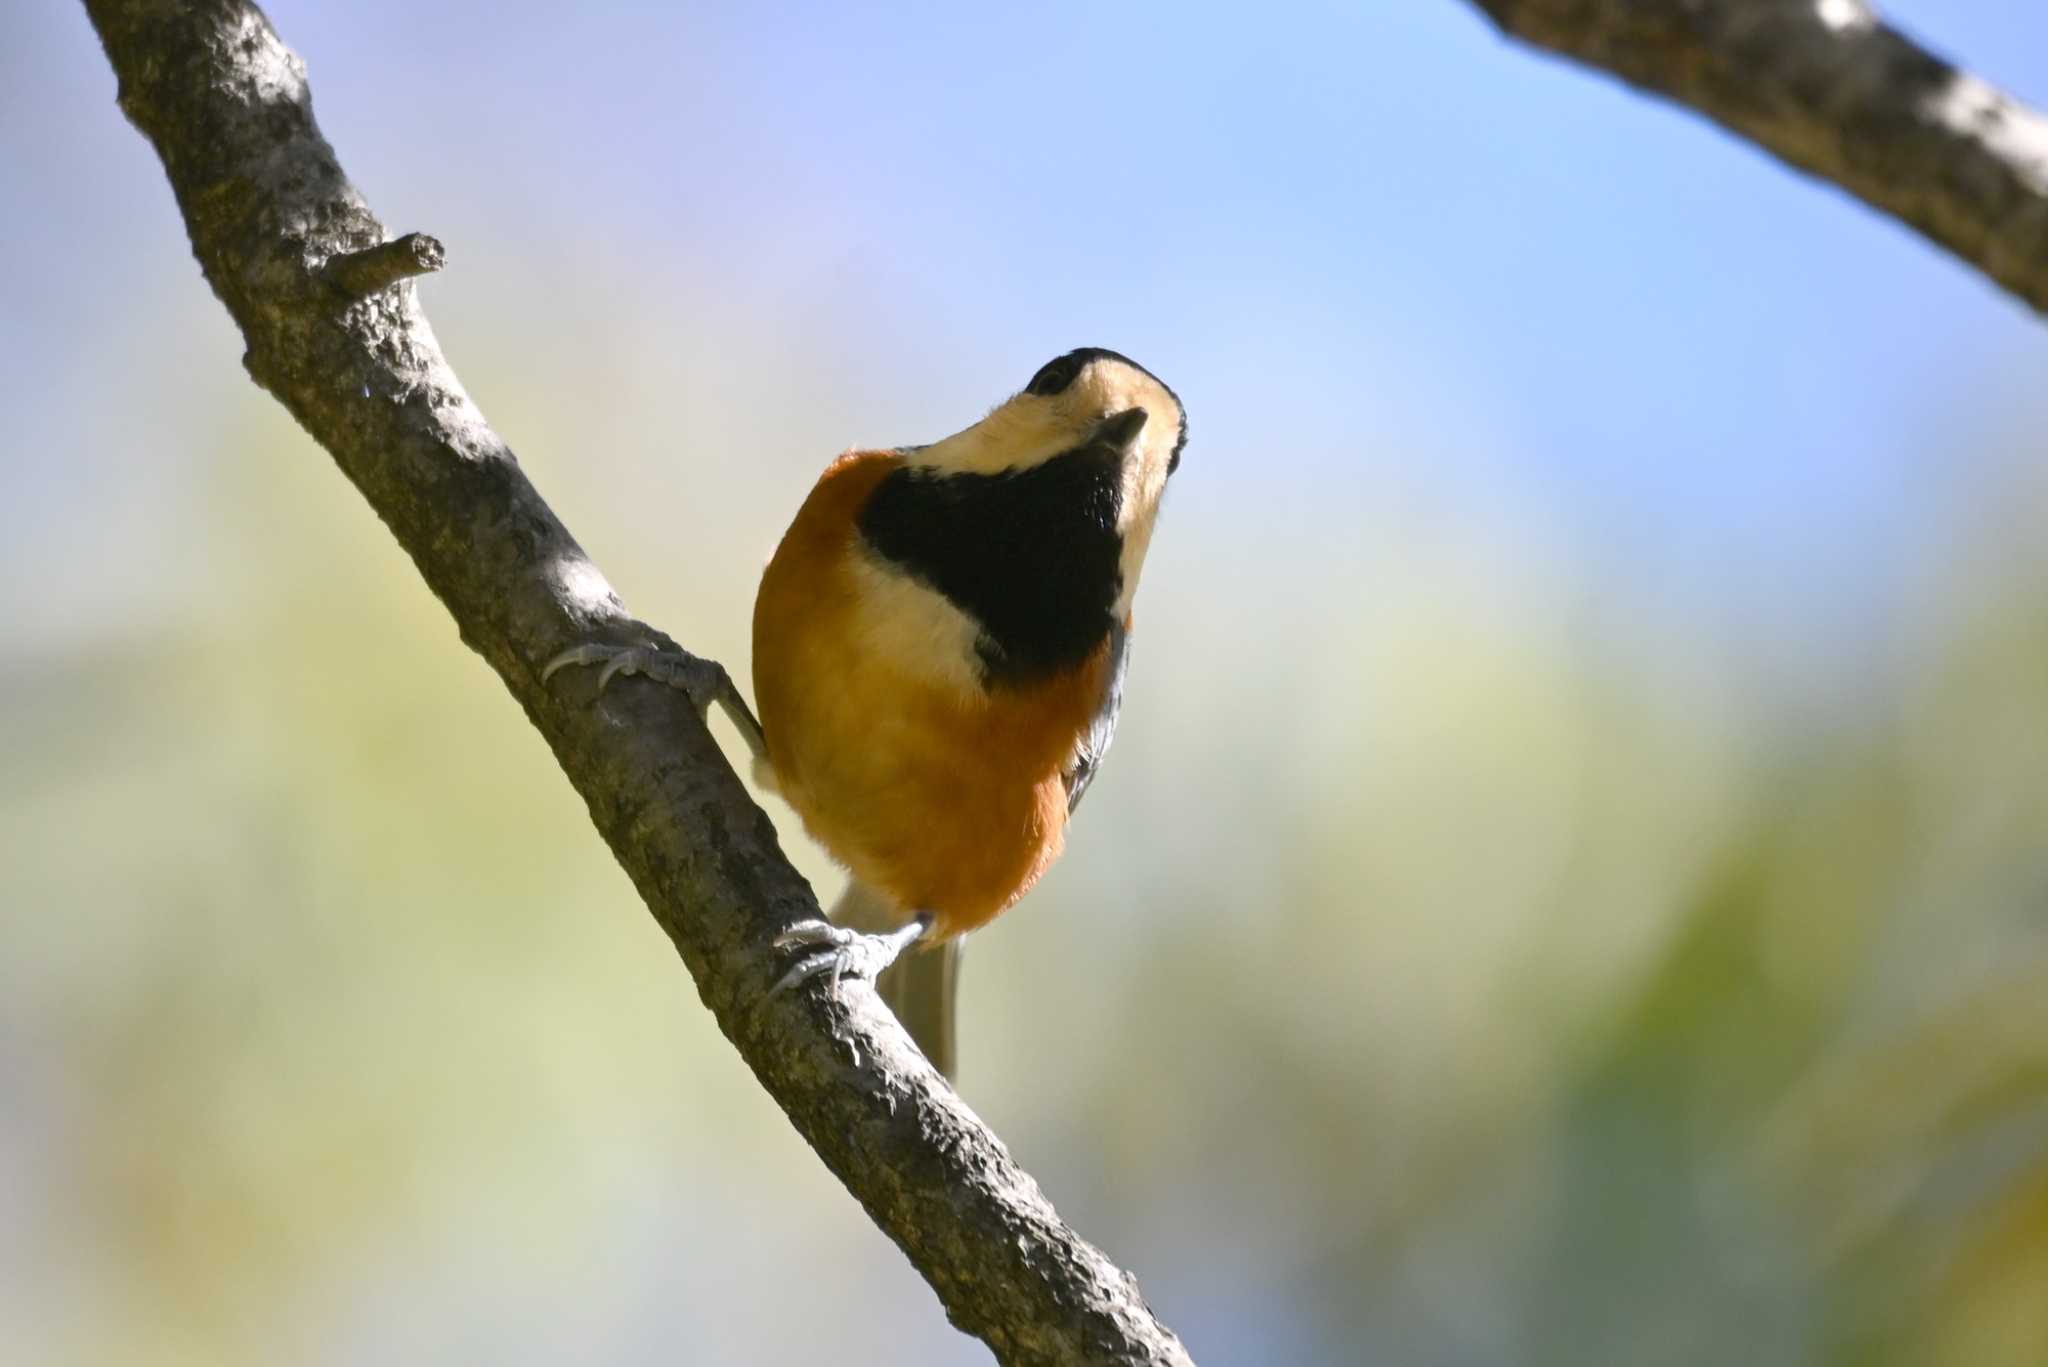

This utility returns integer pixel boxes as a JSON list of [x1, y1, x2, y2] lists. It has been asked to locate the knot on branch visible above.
[[322, 231, 445, 297]]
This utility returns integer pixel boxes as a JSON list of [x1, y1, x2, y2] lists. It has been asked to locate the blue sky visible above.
[[9, 0, 2047, 692]]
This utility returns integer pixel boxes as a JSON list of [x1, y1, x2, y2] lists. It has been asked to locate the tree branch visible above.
[[1465, 0, 2048, 315], [80, 2, 1191, 1362], [322, 231, 445, 296]]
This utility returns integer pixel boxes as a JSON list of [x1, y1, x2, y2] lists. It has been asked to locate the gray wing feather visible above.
[[1062, 619, 1129, 815]]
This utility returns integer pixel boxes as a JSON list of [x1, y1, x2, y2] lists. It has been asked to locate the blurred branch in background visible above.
[[76, 0, 1188, 1362], [1465, 0, 2048, 315]]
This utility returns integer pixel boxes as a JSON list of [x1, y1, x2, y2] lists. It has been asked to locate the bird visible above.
[[545, 347, 1185, 1078]]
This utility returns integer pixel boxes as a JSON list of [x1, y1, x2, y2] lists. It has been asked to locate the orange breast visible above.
[[752, 450, 1113, 940]]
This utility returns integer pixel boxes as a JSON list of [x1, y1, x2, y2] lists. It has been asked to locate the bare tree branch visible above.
[[322, 231, 445, 296], [1466, 0, 2048, 314], [79, 2, 1192, 1362]]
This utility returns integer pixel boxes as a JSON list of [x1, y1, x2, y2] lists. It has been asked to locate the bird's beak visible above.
[[1094, 407, 1149, 453]]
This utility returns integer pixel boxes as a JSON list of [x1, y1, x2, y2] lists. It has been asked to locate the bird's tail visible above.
[[831, 879, 961, 1080]]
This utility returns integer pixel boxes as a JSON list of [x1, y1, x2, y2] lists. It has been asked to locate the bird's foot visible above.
[[766, 915, 930, 1000], [543, 640, 729, 708], [542, 640, 767, 762]]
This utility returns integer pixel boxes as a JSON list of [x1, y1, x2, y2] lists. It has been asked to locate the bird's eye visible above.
[[1024, 355, 1081, 397]]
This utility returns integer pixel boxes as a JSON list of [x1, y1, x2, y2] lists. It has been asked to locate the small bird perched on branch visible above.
[[548, 348, 1185, 1077]]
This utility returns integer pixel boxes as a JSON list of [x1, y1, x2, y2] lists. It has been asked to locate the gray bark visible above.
[[1467, 0, 2048, 314], [79, 2, 1192, 1363]]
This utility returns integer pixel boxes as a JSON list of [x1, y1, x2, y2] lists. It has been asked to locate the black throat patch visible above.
[[857, 444, 1125, 685]]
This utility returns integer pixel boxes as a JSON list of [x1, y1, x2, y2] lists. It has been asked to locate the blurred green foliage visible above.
[[5, 384, 2045, 1365]]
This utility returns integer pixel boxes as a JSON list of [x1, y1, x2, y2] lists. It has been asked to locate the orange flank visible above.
[[753, 450, 1115, 941]]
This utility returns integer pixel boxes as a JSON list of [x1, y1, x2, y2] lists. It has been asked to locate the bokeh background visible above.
[[7, 2, 2048, 1363]]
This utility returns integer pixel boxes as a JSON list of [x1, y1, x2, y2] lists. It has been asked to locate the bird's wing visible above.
[[1062, 617, 1130, 815]]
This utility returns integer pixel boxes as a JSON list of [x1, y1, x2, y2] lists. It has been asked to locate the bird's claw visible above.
[[541, 641, 732, 714], [765, 916, 928, 1001]]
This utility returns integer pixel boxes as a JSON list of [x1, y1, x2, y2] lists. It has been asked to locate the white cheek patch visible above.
[[1115, 516, 1157, 619], [1090, 373, 1177, 618], [912, 403, 1065, 476], [848, 548, 988, 696]]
